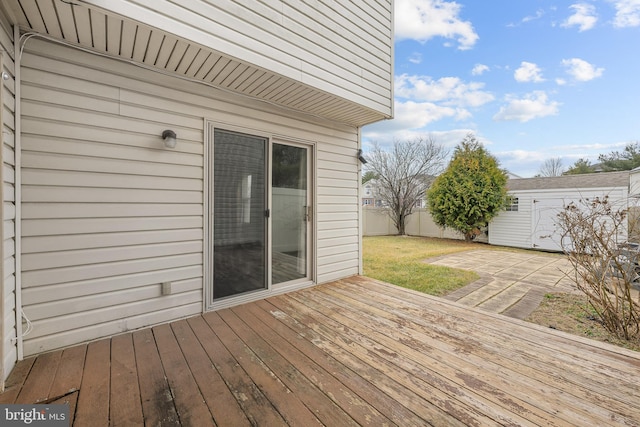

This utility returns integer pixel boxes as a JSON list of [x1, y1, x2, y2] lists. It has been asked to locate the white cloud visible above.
[[561, 58, 604, 81], [609, 0, 640, 27], [493, 91, 561, 122], [471, 64, 489, 75], [362, 127, 476, 151], [395, 74, 495, 107], [514, 62, 545, 83], [522, 9, 545, 23], [395, 0, 479, 50], [408, 52, 423, 64], [365, 100, 458, 134], [561, 3, 598, 31]]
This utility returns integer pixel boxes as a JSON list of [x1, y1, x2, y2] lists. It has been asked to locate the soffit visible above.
[[5, 0, 386, 127]]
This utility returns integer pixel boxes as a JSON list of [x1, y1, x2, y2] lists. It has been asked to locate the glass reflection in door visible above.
[[272, 143, 309, 284], [213, 129, 267, 300]]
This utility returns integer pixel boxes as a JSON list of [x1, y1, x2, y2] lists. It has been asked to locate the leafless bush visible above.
[[557, 196, 640, 340]]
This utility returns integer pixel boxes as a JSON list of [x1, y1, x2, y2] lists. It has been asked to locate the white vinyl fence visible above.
[[362, 207, 465, 240]]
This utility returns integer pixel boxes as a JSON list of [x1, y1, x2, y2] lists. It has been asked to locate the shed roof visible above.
[[507, 171, 630, 191]]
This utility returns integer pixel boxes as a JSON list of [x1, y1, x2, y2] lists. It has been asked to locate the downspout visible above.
[[357, 127, 364, 276], [0, 48, 4, 392], [14, 23, 22, 360]]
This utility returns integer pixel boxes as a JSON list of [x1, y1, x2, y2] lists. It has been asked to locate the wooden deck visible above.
[[2, 276, 640, 426]]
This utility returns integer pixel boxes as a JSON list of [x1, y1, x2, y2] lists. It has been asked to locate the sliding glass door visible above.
[[271, 143, 310, 285], [211, 128, 312, 302], [213, 129, 267, 299]]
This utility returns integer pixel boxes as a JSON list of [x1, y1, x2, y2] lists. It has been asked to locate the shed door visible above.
[[532, 199, 564, 251]]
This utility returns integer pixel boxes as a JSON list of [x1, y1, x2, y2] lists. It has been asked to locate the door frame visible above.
[[204, 120, 316, 311]]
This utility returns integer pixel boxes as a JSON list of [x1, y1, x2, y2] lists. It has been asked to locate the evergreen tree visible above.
[[427, 134, 507, 242], [598, 142, 640, 171], [565, 158, 594, 175]]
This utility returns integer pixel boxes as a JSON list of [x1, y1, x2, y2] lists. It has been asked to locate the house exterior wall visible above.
[[0, 9, 16, 386], [85, 0, 393, 119], [489, 187, 629, 251], [19, 38, 361, 356]]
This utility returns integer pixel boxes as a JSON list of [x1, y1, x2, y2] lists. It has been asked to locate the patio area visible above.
[[1, 276, 639, 426]]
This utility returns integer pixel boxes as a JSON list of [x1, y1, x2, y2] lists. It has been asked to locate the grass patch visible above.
[[526, 293, 640, 352], [363, 235, 479, 296]]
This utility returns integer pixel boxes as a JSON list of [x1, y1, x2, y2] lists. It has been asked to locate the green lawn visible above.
[[362, 235, 480, 296]]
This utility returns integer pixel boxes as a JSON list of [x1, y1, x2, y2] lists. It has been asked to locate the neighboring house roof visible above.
[[507, 171, 630, 191]]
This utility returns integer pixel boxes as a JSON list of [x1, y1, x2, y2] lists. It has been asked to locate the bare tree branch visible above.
[[365, 136, 448, 235], [537, 157, 564, 177]]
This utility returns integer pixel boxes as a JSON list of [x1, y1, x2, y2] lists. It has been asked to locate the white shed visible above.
[[489, 172, 630, 251]]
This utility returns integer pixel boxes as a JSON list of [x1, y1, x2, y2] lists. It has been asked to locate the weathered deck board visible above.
[[48, 345, 86, 400], [110, 334, 143, 426], [339, 277, 640, 423], [170, 319, 250, 426], [131, 327, 179, 426], [1, 276, 639, 426], [74, 340, 110, 426]]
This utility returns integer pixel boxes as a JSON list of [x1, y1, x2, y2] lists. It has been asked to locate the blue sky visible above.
[[362, 0, 640, 177]]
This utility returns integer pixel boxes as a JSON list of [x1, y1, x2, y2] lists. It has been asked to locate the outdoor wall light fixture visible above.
[[162, 129, 177, 149], [357, 149, 368, 164]]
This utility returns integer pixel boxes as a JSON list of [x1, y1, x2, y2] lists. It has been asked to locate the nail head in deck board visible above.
[[132, 328, 180, 427], [199, 312, 295, 426], [252, 298, 424, 426], [0, 357, 36, 404], [110, 333, 144, 426], [48, 345, 87, 400], [231, 302, 394, 426], [74, 339, 111, 426], [152, 323, 215, 426], [16, 350, 63, 404], [170, 319, 251, 427], [206, 310, 325, 426]]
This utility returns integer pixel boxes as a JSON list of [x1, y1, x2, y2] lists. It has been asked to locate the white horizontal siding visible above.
[[20, 38, 361, 354], [0, 7, 15, 386], [489, 187, 630, 250], [86, 0, 393, 117], [20, 40, 206, 355], [489, 195, 534, 249]]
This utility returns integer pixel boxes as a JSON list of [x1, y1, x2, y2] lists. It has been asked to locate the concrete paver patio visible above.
[[426, 249, 578, 319]]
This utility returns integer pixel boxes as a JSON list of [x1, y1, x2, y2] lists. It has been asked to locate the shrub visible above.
[[557, 196, 640, 340]]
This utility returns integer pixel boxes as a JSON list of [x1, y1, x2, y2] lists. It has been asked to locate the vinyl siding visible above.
[[489, 194, 534, 249], [85, 0, 393, 117], [0, 8, 16, 385], [489, 188, 629, 250], [20, 38, 360, 355]]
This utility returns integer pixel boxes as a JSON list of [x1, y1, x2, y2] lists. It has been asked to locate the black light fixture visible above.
[[162, 129, 177, 149], [357, 149, 367, 164]]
